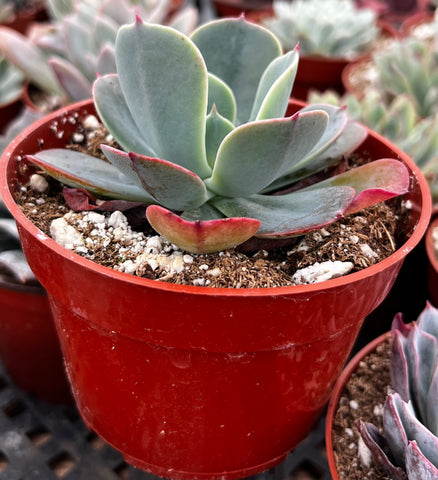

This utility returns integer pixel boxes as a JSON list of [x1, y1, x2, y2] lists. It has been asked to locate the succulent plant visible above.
[[0, 54, 24, 107], [26, 17, 410, 254], [372, 37, 438, 118], [261, 0, 379, 58], [358, 304, 438, 480], [309, 89, 438, 202], [0, 0, 198, 103]]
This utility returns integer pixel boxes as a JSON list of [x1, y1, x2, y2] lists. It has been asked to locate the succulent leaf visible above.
[[212, 186, 355, 237], [206, 111, 329, 197], [26, 150, 154, 203], [93, 74, 157, 157], [207, 73, 236, 124], [146, 205, 261, 254], [205, 106, 234, 169], [49, 57, 92, 102], [250, 47, 299, 122], [128, 152, 208, 211], [191, 17, 282, 125], [96, 45, 116, 76], [304, 159, 410, 215], [357, 420, 408, 480], [0, 27, 63, 95], [427, 365, 438, 437], [113, 20, 210, 178], [406, 441, 438, 479], [391, 329, 411, 404]]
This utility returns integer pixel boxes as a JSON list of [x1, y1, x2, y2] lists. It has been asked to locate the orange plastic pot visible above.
[[325, 331, 390, 479], [0, 279, 71, 403], [0, 100, 431, 479], [426, 216, 438, 307]]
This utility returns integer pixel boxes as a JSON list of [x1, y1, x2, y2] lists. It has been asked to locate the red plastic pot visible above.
[[0, 99, 431, 479], [426, 216, 438, 307], [325, 331, 390, 479], [0, 279, 71, 403]]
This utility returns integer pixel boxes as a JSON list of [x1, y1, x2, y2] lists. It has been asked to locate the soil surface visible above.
[[331, 337, 393, 480]]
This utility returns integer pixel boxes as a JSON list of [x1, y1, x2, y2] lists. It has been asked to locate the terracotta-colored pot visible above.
[[212, 0, 273, 17], [0, 99, 431, 479], [325, 331, 390, 479], [399, 11, 434, 38], [0, 278, 71, 403], [426, 216, 438, 307]]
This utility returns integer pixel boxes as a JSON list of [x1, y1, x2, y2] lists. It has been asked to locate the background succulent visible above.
[[0, 0, 26, 23], [261, 0, 379, 58], [0, 0, 197, 104], [358, 304, 438, 479], [0, 54, 24, 107], [27, 18, 409, 254], [309, 89, 438, 202]]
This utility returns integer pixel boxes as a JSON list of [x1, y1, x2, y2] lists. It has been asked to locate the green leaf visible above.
[[205, 105, 234, 169], [26, 149, 153, 203], [93, 74, 157, 157], [128, 152, 208, 211], [191, 17, 282, 125], [208, 73, 236, 123], [250, 47, 299, 121], [304, 159, 410, 215], [212, 186, 355, 237], [146, 205, 260, 254], [115, 20, 211, 178], [205, 110, 329, 197]]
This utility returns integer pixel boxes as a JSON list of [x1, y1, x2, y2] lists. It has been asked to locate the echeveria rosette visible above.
[[26, 17, 410, 254], [359, 304, 438, 479]]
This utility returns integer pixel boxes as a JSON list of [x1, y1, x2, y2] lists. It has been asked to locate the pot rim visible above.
[[325, 330, 391, 479], [0, 99, 432, 297], [425, 216, 438, 272]]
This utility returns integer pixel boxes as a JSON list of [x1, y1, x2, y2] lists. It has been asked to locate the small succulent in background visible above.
[[0, 54, 24, 107], [26, 18, 410, 254], [261, 0, 379, 58], [372, 37, 438, 118], [0, 0, 198, 104], [0, 0, 26, 23], [309, 89, 438, 202], [358, 304, 438, 480]]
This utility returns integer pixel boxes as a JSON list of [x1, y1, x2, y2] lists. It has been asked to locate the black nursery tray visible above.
[[0, 360, 330, 480]]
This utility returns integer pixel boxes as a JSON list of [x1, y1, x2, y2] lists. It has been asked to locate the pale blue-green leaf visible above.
[[93, 15, 118, 53], [250, 47, 299, 121], [168, 5, 199, 36], [205, 106, 234, 169], [116, 21, 210, 178], [427, 365, 438, 436], [128, 152, 208, 211], [26, 149, 153, 202], [205, 111, 329, 197], [212, 186, 355, 237], [182, 203, 224, 221], [44, 0, 74, 20], [96, 45, 116, 76], [0, 218, 18, 239], [0, 250, 35, 284], [208, 73, 236, 123], [263, 104, 351, 192], [0, 27, 63, 95], [385, 394, 438, 468], [383, 394, 410, 465], [406, 441, 438, 479], [407, 327, 438, 424], [93, 74, 157, 157], [391, 330, 411, 403], [191, 17, 282, 125], [64, 18, 96, 80], [49, 57, 91, 102], [418, 304, 438, 340]]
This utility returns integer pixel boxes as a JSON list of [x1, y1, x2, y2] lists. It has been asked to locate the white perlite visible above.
[[50, 217, 84, 250], [292, 260, 354, 285], [358, 436, 373, 468]]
